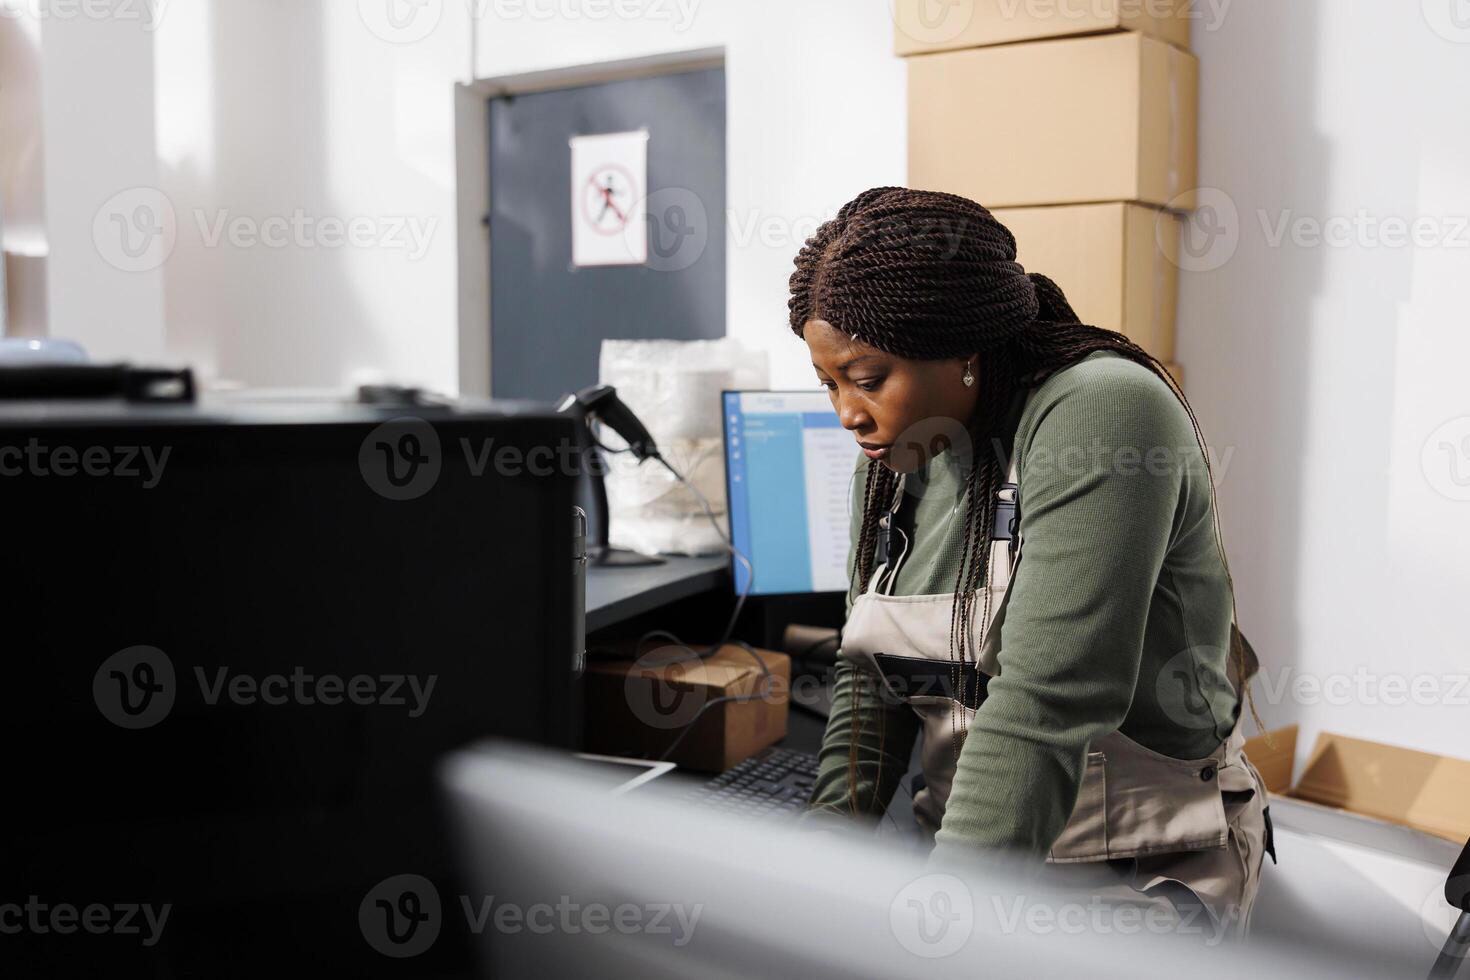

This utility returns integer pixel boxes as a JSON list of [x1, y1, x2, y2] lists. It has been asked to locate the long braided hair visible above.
[[788, 187, 1256, 818]]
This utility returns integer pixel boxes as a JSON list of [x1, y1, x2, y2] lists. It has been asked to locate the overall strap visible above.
[[992, 446, 1022, 571], [869, 472, 907, 595]]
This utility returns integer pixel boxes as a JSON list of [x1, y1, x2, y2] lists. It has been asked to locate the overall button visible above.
[[1200, 766, 1217, 782]]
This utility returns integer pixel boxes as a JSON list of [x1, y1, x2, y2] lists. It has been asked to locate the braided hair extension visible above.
[[789, 187, 1260, 819]]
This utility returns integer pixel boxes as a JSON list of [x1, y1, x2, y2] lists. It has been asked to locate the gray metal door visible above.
[[487, 65, 726, 401]]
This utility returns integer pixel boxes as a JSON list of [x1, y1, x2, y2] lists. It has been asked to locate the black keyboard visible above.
[[683, 746, 821, 819]]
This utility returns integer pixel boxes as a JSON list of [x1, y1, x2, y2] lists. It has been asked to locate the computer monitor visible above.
[[439, 739, 1356, 980], [721, 390, 862, 596], [3, 397, 581, 977]]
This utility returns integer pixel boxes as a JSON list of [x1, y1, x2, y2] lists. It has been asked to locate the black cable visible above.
[[635, 452, 900, 837], [637, 454, 754, 662], [608, 452, 760, 763], [583, 406, 900, 830]]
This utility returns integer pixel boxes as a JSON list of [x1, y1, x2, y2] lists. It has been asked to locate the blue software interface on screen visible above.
[[723, 391, 863, 596]]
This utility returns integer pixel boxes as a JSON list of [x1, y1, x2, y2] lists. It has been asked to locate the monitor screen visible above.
[[722, 390, 863, 596]]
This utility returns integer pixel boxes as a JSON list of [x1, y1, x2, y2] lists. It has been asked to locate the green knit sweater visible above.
[[803, 351, 1240, 861]]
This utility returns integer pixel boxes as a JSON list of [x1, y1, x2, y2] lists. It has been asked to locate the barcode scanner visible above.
[[565, 384, 662, 462], [556, 384, 666, 567]]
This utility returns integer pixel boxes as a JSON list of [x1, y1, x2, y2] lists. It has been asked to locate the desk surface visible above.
[[585, 553, 730, 632]]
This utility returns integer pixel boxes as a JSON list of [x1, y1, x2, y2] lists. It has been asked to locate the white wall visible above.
[[40, 5, 165, 361], [152, 0, 473, 390], [1180, 0, 1470, 768], [141, 0, 904, 392]]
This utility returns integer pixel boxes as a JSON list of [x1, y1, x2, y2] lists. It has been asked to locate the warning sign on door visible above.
[[570, 130, 649, 267]]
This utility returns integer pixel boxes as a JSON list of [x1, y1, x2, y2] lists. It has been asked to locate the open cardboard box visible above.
[[1245, 725, 1470, 844]]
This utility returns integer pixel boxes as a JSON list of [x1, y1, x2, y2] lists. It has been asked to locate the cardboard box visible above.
[[1244, 725, 1470, 844], [894, 0, 1192, 57], [582, 644, 790, 773], [909, 32, 1198, 210], [993, 202, 1180, 360]]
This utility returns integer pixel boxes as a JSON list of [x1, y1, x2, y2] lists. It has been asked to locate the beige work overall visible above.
[[839, 454, 1271, 941]]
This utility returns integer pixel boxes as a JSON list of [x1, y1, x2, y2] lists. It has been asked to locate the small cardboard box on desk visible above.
[[582, 643, 791, 773]]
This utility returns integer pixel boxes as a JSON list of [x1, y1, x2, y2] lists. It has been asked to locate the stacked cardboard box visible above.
[[894, 0, 1190, 56], [900, 2, 1197, 383]]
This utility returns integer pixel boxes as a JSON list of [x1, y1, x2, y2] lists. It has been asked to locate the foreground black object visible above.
[[3, 398, 581, 978]]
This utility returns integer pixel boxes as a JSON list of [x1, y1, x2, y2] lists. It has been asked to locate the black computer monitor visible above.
[[2, 398, 581, 977]]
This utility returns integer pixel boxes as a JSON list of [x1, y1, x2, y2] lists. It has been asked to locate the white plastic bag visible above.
[[597, 338, 769, 556]]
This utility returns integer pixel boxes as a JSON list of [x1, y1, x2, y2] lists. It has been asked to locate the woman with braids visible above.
[[791, 187, 1272, 939]]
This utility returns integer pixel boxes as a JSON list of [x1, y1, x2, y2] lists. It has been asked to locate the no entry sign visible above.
[[570, 130, 649, 267]]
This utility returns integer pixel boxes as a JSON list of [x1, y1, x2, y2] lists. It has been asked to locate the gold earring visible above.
[[963, 363, 975, 388]]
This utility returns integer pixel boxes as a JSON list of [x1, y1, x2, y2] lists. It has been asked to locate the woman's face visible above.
[[805, 318, 980, 474]]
